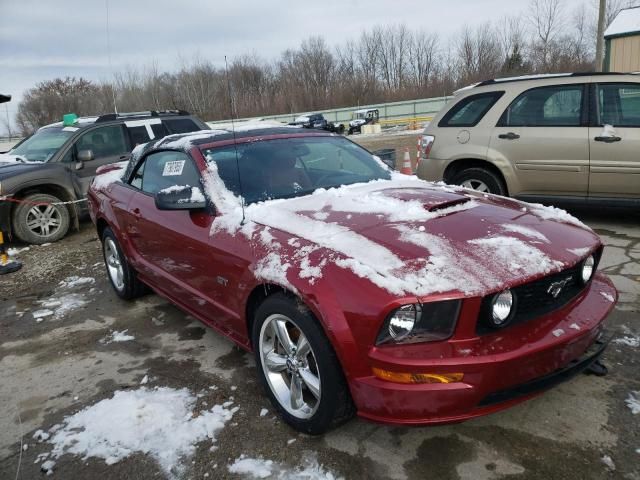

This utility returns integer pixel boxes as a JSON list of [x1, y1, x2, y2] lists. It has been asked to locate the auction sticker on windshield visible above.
[[162, 160, 185, 176]]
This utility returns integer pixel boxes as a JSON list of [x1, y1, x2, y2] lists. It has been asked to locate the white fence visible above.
[[207, 96, 452, 127]]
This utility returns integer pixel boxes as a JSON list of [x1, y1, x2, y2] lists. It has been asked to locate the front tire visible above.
[[252, 293, 354, 434], [12, 193, 70, 244], [451, 167, 507, 196], [101, 227, 147, 300]]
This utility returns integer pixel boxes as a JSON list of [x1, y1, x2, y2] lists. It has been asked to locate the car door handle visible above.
[[594, 136, 621, 143], [498, 132, 520, 140], [131, 208, 142, 219]]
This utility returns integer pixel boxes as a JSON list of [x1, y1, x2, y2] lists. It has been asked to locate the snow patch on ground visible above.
[[626, 391, 640, 414], [43, 387, 237, 478], [100, 329, 135, 344], [613, 335, 639, 347], [228, 454, 342, 480], [34, 277, 94, 321]]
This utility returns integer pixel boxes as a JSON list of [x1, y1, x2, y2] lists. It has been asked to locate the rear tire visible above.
[[252, 293, 354, 434], [101, 227, 147, 300], [451, 167, 507, 196], [12, 193, 70, 244]]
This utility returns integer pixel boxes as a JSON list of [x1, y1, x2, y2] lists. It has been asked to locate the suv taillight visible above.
[[421, 135, 435, 159]]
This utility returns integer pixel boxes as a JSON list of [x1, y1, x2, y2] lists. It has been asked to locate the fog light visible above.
[[581, 255, 595, 283], [372, 368, 464, 384], [491, 289, 514, 327]]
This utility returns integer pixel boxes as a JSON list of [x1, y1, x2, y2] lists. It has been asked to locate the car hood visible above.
[[0, 158, 44, 178], [244, 177, 600, 298]]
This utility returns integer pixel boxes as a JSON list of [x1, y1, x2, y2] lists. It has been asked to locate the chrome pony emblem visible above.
[[547, 277, 571, 298]]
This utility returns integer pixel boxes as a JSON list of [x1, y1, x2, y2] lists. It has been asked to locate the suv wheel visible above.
[[452, 167, 507, 196], [252, 293, 354, 434], [12, 193, 70, 244]]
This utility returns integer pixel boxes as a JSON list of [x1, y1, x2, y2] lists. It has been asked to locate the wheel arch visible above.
[[443, 158, 509, 196]]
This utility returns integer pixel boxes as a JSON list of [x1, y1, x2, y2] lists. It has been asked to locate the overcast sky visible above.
[[1, 0, 587, 122]]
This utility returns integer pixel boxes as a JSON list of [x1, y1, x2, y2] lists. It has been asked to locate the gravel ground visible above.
[[1, 134, 639, 479]]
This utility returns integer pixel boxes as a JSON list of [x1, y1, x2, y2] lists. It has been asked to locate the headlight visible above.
[[490, 289, 514, 327], [376, 300, 461, 345], [581, 255, 595, 283]]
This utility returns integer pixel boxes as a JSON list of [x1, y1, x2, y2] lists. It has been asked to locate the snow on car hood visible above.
[[205, 170, 599, 298], [0, 153, 34, 166]]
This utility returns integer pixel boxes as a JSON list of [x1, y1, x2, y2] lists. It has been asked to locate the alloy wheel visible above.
[[104, 238, 125, 291], [259, 313, 321, 419], [461, 179, 490, 192], [25, 204, 62, 238]]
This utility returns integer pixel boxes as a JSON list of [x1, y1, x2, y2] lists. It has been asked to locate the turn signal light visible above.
[[372, 368, 464, 384]]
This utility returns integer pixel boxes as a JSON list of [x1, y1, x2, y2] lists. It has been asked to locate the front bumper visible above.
[[349, 273, 617, 425]]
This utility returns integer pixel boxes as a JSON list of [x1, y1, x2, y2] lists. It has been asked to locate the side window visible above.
[[136, 151, 201, 195], [163, 118, 199, 134], [500, 85, 584, 127], [597, 83, 640, 127], [76, 125, 128, 160], [439, 92, 504, 127]]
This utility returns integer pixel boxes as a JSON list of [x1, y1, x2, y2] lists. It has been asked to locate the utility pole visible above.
[[4, 104, 11, 141], [595, 0, 607, 72]]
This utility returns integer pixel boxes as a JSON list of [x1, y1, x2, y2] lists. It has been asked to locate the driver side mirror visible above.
[[154, 186, 207, 211], [77, 149, 94, 162]]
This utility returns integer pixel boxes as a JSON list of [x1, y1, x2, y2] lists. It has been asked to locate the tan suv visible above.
[[416, 73, 640, 205]]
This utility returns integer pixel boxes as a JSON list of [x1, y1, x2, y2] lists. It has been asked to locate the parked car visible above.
[[348, 108, 379, 134], [0, 110, 208, 244], [289, 113, 345, 134], [416, 73, 640, 206], [88, 127, 616, 434]]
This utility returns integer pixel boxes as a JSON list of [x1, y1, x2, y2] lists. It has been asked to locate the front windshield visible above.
[[203, 136, 390, 204], [10, 127, 73, 162]]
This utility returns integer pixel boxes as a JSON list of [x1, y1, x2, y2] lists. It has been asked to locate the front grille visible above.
[[477, 250, 601, 334]]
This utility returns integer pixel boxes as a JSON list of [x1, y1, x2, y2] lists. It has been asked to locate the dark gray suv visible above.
[[0, 110, 209, 244]]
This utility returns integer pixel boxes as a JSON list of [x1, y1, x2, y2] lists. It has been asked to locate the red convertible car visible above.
[[88, 127, 617, 434]]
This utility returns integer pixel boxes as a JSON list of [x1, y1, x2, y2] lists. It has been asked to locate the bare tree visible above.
[[528, 0, 565, 70]]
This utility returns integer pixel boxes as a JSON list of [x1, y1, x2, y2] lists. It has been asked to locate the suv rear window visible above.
[[439, 92, 504, 127], [499, 84, 584, 127], [164, 118, 199, 134]]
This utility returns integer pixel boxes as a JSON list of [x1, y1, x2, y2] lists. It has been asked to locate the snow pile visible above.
[[42, 387, 237, 477], [601, 455, 616, 471], [468, 236, 563, 278], [527, 203, 591, 231], [91, 161, 129, 191], [567, 247, 591, 257], [626, 391, 640, 414], [501, 224, 549, 243], [228, 454, 342, 480], [101, 330, 135, 344], [600, 292, 615, 302], [200, 160, 579, 297]]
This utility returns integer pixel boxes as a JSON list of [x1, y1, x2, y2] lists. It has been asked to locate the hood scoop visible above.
[[425, 197, 470, 212]]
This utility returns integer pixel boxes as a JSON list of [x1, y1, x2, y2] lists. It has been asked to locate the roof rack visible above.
[[474, 72, 629, 88], [96, 110, 191, 123]]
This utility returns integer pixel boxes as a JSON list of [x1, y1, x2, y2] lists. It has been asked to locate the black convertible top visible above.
[[121, 126, 333, 183]]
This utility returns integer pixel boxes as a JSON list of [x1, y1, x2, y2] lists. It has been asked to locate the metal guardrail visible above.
[[207, 96, 451, 127]]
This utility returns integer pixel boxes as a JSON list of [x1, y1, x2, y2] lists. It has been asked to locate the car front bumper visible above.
[[349, 273, 617, 426]]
